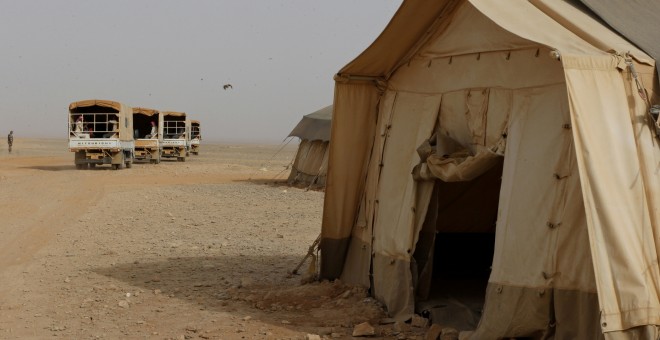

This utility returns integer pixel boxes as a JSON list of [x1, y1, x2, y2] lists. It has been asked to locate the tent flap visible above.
[[565, 54, 660, 333], [425, 149, 501, 182]]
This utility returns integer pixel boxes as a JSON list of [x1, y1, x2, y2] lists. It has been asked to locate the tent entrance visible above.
[[413, 157, 503, 330]]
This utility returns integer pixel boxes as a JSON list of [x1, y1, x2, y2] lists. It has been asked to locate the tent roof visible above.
[[69, 99, 123, 112], [338, 2, 449, 79], [338, 0, 653, 80], [132, 107, 159, 116], [288, 105, 332, 142]]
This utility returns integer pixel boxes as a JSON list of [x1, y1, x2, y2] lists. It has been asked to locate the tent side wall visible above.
[[320, 82, 379, 279]]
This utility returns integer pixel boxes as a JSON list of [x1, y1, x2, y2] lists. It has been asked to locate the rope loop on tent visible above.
[[625, 55, 649, 104], [625, 53, 660, 138], [291, 234, 321, 284]]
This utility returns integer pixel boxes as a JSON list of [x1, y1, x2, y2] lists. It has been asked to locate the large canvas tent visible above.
[[287, 105, 332, 189], [320, 0, 660, 339]]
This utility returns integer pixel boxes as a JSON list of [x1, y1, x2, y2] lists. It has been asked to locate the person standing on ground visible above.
[[7, 131, 13, 153]]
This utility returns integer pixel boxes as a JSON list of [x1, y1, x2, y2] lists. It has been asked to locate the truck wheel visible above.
[[112, 164, 120, 170], [76, 164, 84, 170], [89, 163, 96, 168], [125, 161, 132, 168]]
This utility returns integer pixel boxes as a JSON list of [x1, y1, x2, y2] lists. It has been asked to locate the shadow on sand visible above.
[[236, 179, 325, 193], [22, 165, 78, 171], [236, 178, 290, 188], [22, 165, 132, 171], [91, 255, 344, 331]]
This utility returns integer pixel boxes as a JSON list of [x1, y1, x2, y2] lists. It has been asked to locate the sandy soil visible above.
[[0, 139, 430, 340]]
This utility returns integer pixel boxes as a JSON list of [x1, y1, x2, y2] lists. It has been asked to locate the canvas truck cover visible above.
[[162, 111, 186, 117], [69, 99, 134, 142], [132, 107, 159, 117], [69, 99, 123, 112], [321, 0, 660, 338], [288, 105, 332, 142]]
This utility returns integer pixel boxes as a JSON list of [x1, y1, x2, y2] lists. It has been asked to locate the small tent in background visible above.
[[287, 105, 332, 189], [320, 0, 660, 339]]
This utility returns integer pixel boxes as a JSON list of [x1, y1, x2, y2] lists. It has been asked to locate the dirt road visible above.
[[0, 139, 429, 340]]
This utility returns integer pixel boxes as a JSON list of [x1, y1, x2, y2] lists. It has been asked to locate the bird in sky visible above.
[[223, 84, 233, 90]]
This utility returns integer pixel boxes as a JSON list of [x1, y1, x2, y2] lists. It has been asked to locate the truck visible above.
[[161, 111, 189, 162], [189, 120, 201, 155], [132, 107, 163, 164], [68, 99, 135, 170]]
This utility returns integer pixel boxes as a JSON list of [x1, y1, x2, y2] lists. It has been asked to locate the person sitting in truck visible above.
[[74, 116, 84, 133], [145, 121, 157, 139], [103, 119, 118, 138]]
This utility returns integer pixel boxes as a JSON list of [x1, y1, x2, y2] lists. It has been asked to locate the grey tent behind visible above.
[[579, 0, 660, 81], [320, 0, 660, 339], [287, 105, 332, 189]]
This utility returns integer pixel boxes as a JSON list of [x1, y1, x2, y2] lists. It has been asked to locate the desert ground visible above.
[[0, 139, 431, 340]]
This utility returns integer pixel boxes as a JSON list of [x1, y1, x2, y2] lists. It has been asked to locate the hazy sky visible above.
[[0, 1, 401, 143]]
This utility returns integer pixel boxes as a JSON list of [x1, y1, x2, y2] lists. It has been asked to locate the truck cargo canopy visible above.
[[69, 99, 122, 113], [162, 111, 186, 117]]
